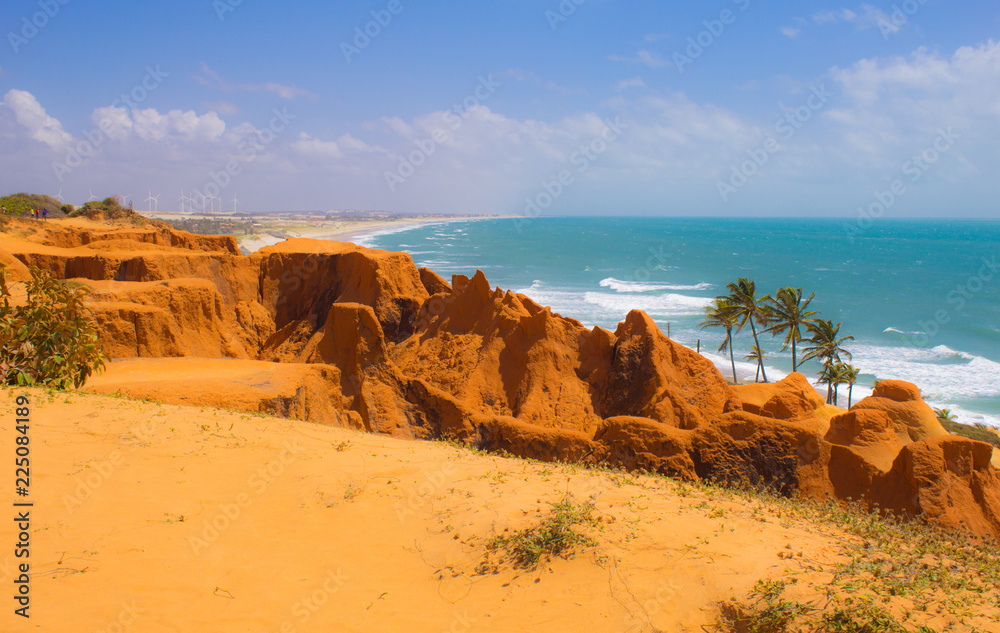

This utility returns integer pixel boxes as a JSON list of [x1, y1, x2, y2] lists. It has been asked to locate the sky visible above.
[[0, 0, 998, 217]]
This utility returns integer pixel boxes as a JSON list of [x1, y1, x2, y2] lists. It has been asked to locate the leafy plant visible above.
[[718, 579, 811, 633], [482, 495, 598, 569], [0, 265, 108, 388]]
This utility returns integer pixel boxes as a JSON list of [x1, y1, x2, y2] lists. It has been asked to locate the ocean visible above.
[[360, 217, 1000, 428]]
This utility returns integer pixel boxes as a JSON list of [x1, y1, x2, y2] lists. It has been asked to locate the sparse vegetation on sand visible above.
[[478, 495, 600, 571]]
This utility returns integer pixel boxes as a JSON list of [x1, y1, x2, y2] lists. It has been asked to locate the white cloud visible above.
[[824, 40, 1000, 174], [831, 41, 1000, 109], [131, 108, 226, 142], [2, 89, 71, 148], [812, 8, 857, 24], [810, 4, 900, 36], [293, 133, 343, 159], [193, 62, 315, 100], [609, 50, 672, 69], [781, 27, 801, 38], [206, 100, 241, 116], [617, 77, 647, 91]]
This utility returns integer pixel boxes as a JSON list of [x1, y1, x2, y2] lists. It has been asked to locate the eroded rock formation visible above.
[[2, 216, 997, 537]]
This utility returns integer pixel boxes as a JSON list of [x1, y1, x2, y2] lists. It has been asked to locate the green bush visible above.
[[0, 193, 64, 217], [0, 265, 108, 389]]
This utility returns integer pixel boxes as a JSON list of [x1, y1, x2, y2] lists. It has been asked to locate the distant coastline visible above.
[[148, 211, 507, 254]]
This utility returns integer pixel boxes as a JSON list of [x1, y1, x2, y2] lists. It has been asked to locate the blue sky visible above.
[[1, 0, 998, 216]]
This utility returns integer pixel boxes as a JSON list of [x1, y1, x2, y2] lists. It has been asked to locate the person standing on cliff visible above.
[[42, 208, 48, 221]]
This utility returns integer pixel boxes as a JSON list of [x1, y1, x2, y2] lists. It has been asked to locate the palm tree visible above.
[[700, 298, 740, 384], [764, 287, 819, 373], [816, 363, 837, 405], [841, 364, 860, 408], [802, 320, 854, 404], [935, 408, 957, 424], [829, 362, 852, 407], [744, 345, 767, 383], [722, 278, 772, 383]]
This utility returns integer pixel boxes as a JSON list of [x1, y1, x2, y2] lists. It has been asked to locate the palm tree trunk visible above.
[[749, 318, 768, 383], [848, 384, 854, 408], [728, 331, 737, 384], [791, 336, 797, 373]]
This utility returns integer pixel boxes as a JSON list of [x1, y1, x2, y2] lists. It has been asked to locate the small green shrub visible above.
[[482, 495, 598, 569], [0, 265, 108, 388], [718, 580, 812, 633]]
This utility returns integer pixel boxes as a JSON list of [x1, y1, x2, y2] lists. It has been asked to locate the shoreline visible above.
[[237, 215, 506, 253]]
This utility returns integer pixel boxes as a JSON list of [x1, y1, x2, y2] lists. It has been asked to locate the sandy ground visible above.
[[0, 387, 864, 633]]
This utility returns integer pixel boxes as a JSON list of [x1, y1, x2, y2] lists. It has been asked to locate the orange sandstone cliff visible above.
[[2, 215, 998, 538]]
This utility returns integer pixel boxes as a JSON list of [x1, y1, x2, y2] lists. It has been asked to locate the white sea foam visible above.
[[849, 343, 1000, 401], [584, 291, 714, 317], [883, 327, 920, 336], [599, 277, 713, 293]]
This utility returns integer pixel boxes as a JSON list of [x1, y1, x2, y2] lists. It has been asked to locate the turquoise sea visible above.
[[361, 217, 1000, 428]]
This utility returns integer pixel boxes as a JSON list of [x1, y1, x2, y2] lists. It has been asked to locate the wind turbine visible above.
[[145, 190, 160, 213], [88, 189, 98, 203], [196, 193, 206, 214], [54, 188, 65, 203], [231, 194, 239, 214], [178, 189, 190, 214]]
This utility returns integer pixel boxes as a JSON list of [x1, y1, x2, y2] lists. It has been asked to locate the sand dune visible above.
[[4, 389, 997, 632]]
